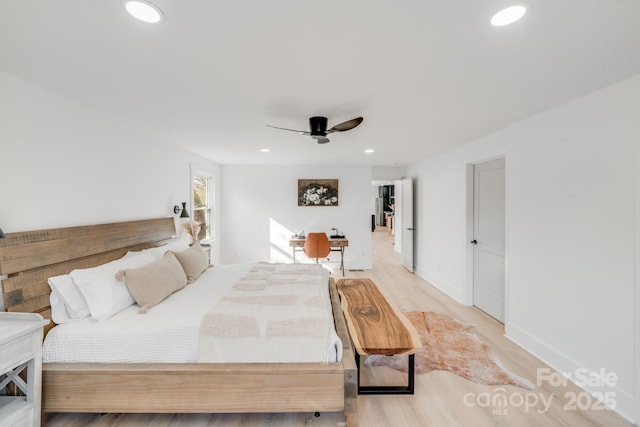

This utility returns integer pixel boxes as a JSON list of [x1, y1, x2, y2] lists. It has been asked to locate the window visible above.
[[192, 174, 213, 241]]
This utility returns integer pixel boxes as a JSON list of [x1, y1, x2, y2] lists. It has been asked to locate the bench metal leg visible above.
[[356, 353, 415, 395]]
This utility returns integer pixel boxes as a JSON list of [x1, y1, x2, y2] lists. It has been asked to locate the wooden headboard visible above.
[[0, 217, 176, 333]]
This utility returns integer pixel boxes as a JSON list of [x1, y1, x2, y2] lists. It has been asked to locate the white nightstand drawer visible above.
[[0, 333, 35, 375]]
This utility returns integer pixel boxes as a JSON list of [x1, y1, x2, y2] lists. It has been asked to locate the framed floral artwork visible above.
[[298, 179, 339, 206]]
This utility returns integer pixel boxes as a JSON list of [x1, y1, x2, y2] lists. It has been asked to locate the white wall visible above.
[[410, 139, 507, 302], [408, 74, 640, 422], [220, 165, 372, 271], [0, 71, 222, 260], [372, 165, 407, 181]]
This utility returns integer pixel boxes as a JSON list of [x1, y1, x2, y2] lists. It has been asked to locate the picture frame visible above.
[[298, 179, 339, 206]]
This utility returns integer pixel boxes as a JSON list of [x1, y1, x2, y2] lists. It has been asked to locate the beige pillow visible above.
[[171, 241, 210, 282], [116, 251, 187, 313]]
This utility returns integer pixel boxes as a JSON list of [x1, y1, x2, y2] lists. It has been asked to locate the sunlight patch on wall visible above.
[[269, 218, 295, 263]]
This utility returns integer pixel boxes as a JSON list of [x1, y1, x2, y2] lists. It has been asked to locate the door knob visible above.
[[470, 239, 478, 244]]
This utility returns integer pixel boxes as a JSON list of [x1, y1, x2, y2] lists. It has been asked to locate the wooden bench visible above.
[[336, 278, 421, 395]]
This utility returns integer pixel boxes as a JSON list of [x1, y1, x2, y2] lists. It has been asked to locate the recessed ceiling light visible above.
[[365, 149, 375, 154], [124, 1, 164, 24], [260, 148, 270, 153], [491, 5, 526, 26]]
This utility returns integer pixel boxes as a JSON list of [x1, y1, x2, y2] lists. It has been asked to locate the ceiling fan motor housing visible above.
[[309, 116, 328, 136]]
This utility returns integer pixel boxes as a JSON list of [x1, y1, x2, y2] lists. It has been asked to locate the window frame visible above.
[[190, 166, 215, 243]]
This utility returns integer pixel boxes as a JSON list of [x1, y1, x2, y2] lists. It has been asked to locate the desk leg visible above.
[[340, 247, 345, 276], [292, 247, 296, 263]]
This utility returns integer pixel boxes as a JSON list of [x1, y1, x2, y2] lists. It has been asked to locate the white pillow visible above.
[[49, 289, 74, 324], [70, 251, 156, 321], [144, 238, 190, 260], [47, 274, 90, 321]]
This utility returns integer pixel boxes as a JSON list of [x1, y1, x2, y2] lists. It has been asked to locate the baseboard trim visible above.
[[415, 270, 466, 305], [505, 322, 636, 424]]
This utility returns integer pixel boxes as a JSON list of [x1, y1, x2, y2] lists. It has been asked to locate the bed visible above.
[[0, 218, 357, 424]]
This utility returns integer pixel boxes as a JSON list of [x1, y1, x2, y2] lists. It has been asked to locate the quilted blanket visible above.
[[198, 263, 342, 363]]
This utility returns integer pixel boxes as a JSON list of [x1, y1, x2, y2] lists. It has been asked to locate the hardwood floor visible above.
[[46, 229, 632, 427]]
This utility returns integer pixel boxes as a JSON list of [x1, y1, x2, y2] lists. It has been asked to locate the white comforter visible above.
[[43, 263, 342, 364]]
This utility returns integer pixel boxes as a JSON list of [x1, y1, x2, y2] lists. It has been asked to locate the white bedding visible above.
[[43, 263, 342, 364]]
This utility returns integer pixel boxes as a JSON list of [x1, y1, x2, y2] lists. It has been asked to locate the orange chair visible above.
[[303, 232, 331, 264]]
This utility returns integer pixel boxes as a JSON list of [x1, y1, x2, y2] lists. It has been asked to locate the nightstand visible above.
[[0, 312, 49, 427]]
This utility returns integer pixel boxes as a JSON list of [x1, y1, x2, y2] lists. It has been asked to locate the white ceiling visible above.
[[1, 1, 639, 166]]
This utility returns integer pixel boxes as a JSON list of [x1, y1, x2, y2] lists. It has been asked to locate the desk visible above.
[[289, 237, 349, 276]]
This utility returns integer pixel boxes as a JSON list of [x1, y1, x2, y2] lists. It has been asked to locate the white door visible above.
[[472, 158, 505, 322], [400, 178, 414, 272]]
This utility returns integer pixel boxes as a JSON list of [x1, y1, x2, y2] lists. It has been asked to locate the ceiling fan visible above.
[[267, 116, 363, 144]]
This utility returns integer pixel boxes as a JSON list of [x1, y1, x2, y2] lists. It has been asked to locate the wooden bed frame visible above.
[[0, 217, 357, 424]]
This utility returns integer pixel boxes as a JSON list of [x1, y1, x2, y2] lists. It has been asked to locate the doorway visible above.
[[370, 179, 412, 271], [470, 158, 505, 323]]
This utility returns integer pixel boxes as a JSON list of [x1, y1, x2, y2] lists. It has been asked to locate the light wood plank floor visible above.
[[46, 229, 632, 427]]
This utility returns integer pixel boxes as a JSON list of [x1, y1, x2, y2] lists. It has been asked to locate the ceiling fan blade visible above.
[[265, 124, 309, 135], [328, 116, 364, 133]]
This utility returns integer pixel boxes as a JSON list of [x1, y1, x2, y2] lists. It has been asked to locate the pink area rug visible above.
[[363, 311, 533, 389]]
